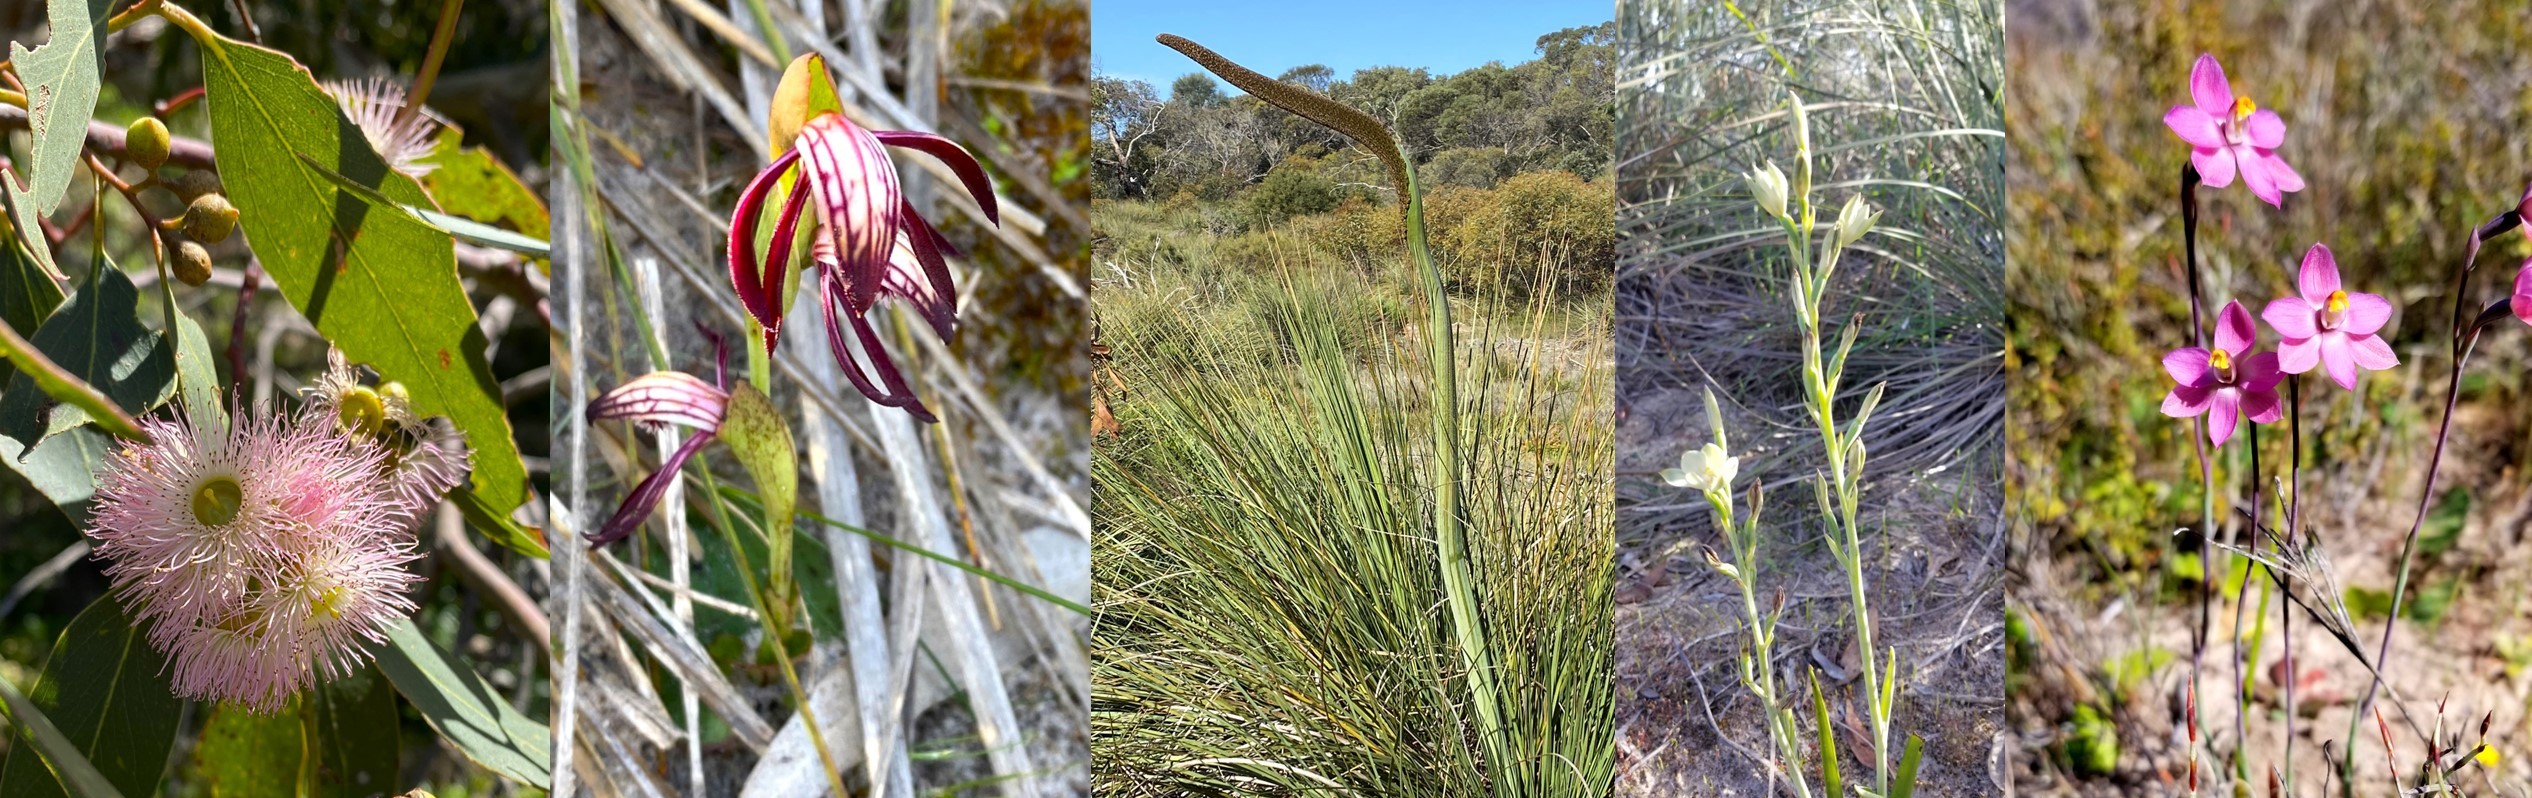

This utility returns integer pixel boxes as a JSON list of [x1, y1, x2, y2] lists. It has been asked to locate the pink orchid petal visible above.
[[800, 114, 905, 315], [2298, 244, 2342, 304], [2163, 383, 2213, 418], [2514, 261, 2532, 326], [2275, 336, 2320, 375], [2165, 106, 2225, 149], [872, 129, 1002, 226], [2206, 388, 2241, 447], [2244, 109, 2286, 149], [2262, 296, 2318, 339], [2236, 350, 2284, 392], [2192, 147, 2236, 188], [2341, 291, 2393, 335], [2260, 150, 2305, 193], [2239, 145, 2282, 207], [2318, 333, 2358, 389], [2164, 347, 2212, 385], [2190, 54, 2233, 118], [2213, 301, 2257, 355], [589, 431, 715, 545], [2347, 333, 2399, 370], [2241, 388, 2282, 425]]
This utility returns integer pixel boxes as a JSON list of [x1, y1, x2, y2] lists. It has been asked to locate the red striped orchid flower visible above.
[[727, 99, 999, 424]]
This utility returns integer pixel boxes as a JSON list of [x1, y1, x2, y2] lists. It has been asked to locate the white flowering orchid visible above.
[[1661, 442, 1739, 496], [1834, 193, 1880, 248], [1744, 161, 1790, 223]]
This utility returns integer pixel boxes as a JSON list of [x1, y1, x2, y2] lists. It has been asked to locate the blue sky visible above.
[[1092, 0, 1611, 88]]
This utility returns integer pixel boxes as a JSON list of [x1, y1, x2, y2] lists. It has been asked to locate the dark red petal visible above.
[[820, 275, 938, 423], [756, 171, 813, 352], [873, 129, 1000, 227], [589, 431, 716, 545], [800, 115, 903, 316], [887, 211, 957, 340], [727, 149, 802, 331]]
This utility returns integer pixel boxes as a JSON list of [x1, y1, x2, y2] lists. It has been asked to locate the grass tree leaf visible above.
[[6, 0, 111, 215], [0, 597, 181, 798], [374, 617, 551, 788], [177, 21, 528, 519], [0, 263, 173, 448]]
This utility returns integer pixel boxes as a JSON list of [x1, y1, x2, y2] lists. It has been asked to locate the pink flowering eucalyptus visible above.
[[2164, 54, 2305, 208], [2164, 300, 2284, 448], [2261, 243, 2399, 389], [727, 111, 999, 423]]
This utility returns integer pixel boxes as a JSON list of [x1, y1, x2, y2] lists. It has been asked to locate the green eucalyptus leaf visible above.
[[0, 213, 64, 339], [0, 597, 181, 798], [0, 263, 173, 448], [0, 674, 121, 798], [0, 168, 61, 280], [0, 424, 112, 522], [417, 128, 551, 266], [194, 666, 400, 798], [374, 617, 550, 788], [7, 0, 110, 215], [181, 24, 528, 518], [172, 312, 227, 442]]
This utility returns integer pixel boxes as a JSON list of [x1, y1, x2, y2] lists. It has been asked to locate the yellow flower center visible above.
[[2325, 290, 2348, 314], [191, 475, 243, 527], [2231, 96, 2257, 124], [310, 583, 350, 621], [2322, 290, 2350, 329], [2207, 348, 2233, 381], [338, 385, 388, 439]]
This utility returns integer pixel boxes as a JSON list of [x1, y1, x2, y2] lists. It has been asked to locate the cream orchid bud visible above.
[[1744, 161, 1789, 222], [1834, 194, 1879, 248]]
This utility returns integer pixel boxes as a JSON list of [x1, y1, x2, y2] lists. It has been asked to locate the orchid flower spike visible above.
[[584, 325, 733, 545], [727, 55, 1001, 423], [2261, 243, 2399, 389], [2164, 54, 2304, 208], [2162, 300, 2284, 448], [1662, 442, 1738, 497]]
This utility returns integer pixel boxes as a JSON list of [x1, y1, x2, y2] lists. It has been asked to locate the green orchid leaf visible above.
[[176, 21, 527, 517], [0, 597, 181, 798], [7, 0, 111, 215]]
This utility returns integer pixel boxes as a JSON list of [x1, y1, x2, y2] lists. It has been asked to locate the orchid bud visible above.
[[126, 117, 170, 173], [767, 53, 830, 155], [1700, 546, 1740, 582]]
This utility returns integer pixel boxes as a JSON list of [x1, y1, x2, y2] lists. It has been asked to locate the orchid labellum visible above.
[[727, 55, 1001, 423]]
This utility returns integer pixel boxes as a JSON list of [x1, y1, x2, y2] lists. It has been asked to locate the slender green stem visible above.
[[402, 0, 464, 129], [694, 460, 852, 798]]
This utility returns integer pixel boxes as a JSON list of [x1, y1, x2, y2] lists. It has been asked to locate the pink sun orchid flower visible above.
[[726, 111, 999, 424], [2164, 54, 2305, 208], [2163, 300, 2284, 448], [585, 328, 731, 545], [2260, 243, 2399, 389], [2512, 259, 2530, 327]]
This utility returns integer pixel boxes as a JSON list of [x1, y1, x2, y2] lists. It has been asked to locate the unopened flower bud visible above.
[[126, 117, 171, 173], [768, 54, 828, 155], [170, 170, 223, 203], [182, 193, 239, 244], [1743, 161, 1789, 223], [171, 240, 213, 286], [1834, 194, 1879, 248], [1701, 546, 1740, 581]]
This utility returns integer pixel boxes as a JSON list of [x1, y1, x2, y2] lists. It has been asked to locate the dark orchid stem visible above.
[[2348, 206, 2517, 792], [2181, 162, 2221, 780], [2285, 372, 2301, 793], [2236, 421, 2260, 784]]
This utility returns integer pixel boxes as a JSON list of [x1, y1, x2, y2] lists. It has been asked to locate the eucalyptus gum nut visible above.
[[170, 169, 223, 203], [125, 117, 171, 172], [181, 193, 240, 244], [171, 240, 213, 286]]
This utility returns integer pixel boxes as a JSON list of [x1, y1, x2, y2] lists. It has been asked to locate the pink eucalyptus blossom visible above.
[[2260, 243, 2399, 389], [88, 404, 419, 712], [727, 112, 1000, 423], [2163, 300, 2284, 448], [2164, 54, 2305, 208]]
